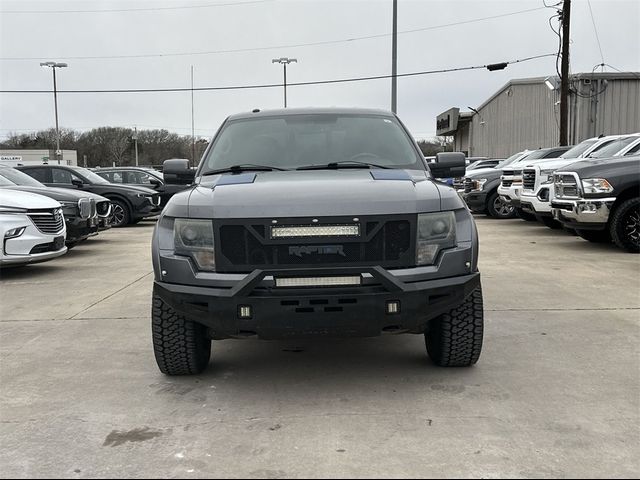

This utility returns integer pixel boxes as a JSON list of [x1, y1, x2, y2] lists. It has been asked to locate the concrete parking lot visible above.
[[1, 216, 639, 478]]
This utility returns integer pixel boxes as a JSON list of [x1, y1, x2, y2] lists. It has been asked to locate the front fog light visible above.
[[4, 226, 26, 239], [174, 218, 215, 271], [416, 212, 457, 265]]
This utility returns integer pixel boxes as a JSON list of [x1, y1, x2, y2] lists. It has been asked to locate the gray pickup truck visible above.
[[151, 108, 483, 375], [551, 155, 640, 252]]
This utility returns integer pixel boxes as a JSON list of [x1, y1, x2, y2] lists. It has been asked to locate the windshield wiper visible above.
[[203, 164, 289, 175], [297, 160, 392, 171]]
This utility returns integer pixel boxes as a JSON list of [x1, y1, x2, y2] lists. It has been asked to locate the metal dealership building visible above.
[[437, 72, 640, 158]]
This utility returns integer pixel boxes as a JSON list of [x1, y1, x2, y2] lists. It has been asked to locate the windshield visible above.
[[0, 167, 46, 187], [201, 114, 422, 174], [560, 139, 598, 159], [501, 152, 525, 167], [71, 166, 110, 184], [588, 136, 638, 158]]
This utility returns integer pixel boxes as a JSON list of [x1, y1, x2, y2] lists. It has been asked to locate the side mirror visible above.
[[71, 178, 84, 188], [163, 159, 195, 185], [429, 152, 466, 179], [149, 178, 162, 188]]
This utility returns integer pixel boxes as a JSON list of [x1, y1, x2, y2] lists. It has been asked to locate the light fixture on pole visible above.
[[40, 61, 68, 164], [544, 76, 560, 91], [272, 57, 297, 108]]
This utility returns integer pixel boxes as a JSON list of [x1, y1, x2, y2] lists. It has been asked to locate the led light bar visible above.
[[275, 276, 362, 288], [271, 224, 360, 238]]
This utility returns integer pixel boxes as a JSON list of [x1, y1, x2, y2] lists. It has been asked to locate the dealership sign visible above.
[[0, 155, 22, 162], [436, 108, 460, 136]]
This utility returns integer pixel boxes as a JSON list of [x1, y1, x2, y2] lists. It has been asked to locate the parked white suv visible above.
[[0, 190, 68, 267], [519, 134, 640, 227]]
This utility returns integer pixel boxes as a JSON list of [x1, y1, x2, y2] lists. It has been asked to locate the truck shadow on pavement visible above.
[[149, 336, 480, 400]]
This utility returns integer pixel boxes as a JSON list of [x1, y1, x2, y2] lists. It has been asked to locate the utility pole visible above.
[[39, 62, 68, 164], [391, 0, 398, 113], [191, 65, 196, 167], [559, 0, 571, 146], [133, 126, 139, 166], [272, 57, 297, 108]]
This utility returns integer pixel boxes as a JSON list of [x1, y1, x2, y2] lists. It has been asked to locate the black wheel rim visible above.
[[623, 208, 640, 246], [113, 204, 125, 226], [493, 196, 514, 217]]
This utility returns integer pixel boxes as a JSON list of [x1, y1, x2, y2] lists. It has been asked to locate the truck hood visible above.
[[465, 168, 502, 180], [558, 155, 640, 178], [521, 157, 582, 172], [185, 169, 443, 218]]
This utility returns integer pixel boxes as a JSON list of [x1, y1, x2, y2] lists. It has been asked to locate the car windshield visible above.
[[0, 167, 46, 187], [71, 166, 110, 184], [588, 136, 638, 158], [500, 152, 525, 167], [560, 139, 599, 159], [201, 113, 422, 174]]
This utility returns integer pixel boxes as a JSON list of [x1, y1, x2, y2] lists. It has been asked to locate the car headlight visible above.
[[416, 212, 457, 265], [0, 206, 27, 214], [581, 178, 614, 194], [540, 169, 555, 184], [173, 218, 215, 271], [473, 179, 488, 191]]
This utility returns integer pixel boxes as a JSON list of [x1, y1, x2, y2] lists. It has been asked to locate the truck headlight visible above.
[[581, 178, 613, 194], [473, 179, 488, 191], [416, 212, 457, 265], [174, 218, 215, 271], [540, 169, 555, 184]]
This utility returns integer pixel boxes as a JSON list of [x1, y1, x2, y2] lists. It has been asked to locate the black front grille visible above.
[[502, 179, 513, 187], [523, 170, 536, 190], [216, 216, 415, 273], [96, 201, 111, 216], [28, 209, 64, 234], [30, 241, 59, 254]]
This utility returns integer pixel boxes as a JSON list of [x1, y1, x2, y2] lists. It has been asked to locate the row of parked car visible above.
[[0, 162, 191, 268], [456, 133, 640, 252]]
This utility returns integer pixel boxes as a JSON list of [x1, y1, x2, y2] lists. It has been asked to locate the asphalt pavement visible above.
[[1, 216, 638, 478]]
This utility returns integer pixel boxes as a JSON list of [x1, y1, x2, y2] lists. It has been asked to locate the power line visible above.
[[586, 0, 605, 67], [0, 6, 547, 61], [0, 53, 557, 95], [0, 0, 273, 14]]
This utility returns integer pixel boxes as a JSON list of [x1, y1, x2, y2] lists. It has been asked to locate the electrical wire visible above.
[[0, 53, 557, 94], [586, 0, 605, 68], [0, 0, 273, 14], [0, 6, 548, 61]]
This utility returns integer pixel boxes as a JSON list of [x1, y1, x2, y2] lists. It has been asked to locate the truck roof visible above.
[[227, 107, 395, 121]]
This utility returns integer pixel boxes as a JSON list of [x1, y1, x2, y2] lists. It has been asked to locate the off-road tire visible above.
[[516, 208, 537, 222], [576, 229, 611, 244], [487, 191, 516, 219], [610, 197, 640, 253], [110, 199, 131, 227], [426, 286, 484, 367], [152, 294, 211, 375]]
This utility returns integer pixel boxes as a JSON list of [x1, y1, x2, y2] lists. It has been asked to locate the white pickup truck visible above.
[[519, 134, 640, 228], [497, 146, 571, 219]]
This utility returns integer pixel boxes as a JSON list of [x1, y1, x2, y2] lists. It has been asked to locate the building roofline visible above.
[[475, 72, 640, 112]]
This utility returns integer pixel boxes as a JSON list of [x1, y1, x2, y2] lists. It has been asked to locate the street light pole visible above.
[[133, 126, 139, 166], [40, 61, 68, 164], [391, 0, 398, 114], [272, 57, 297, 108]]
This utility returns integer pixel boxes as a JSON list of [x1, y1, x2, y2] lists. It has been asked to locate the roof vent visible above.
[[252, 108, 260, 113]]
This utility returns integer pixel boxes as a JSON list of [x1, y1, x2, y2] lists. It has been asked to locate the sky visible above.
[[0, 0, 638, 141]]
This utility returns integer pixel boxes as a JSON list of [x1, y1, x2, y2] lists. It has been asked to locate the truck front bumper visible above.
[[154, 268, 481, 340], [497, 184, 522, 205], [551, 197, 616, 230], [461, 191, 488, 211], [520, 189, 552, 217]]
